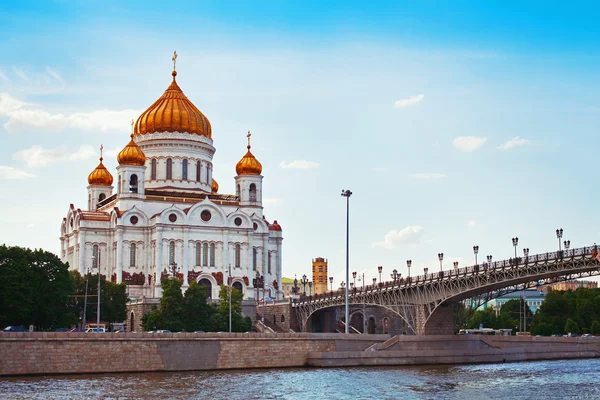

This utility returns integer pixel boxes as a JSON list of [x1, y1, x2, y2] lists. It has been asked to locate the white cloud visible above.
[[465, 220, 478, 228], [372, 226, 425, 249], [13, 145, 96, 167], [12, 67, 28, 81], [498, 136, 530, 150], [0, 92, 140, 133], [0, 166, 36, 180], [453, 136, 487, 152], [45, 67, 64, 83], [263, 198, 281, 206], [103, 147, 122, 158], [409, 173, 447, 180], [279, 160, 320, 169], [393, 94, 425, 108]]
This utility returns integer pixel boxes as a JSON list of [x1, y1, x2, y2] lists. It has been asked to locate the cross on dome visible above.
[[247, 131, 251, 149], [172, 51, 178, 72]]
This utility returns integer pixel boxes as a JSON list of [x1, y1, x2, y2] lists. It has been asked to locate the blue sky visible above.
[[1, 1, 600, 286]]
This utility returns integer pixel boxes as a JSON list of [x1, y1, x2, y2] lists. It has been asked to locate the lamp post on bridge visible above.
[[300, 274, 308, 295], [341, 189, 352, 335], [407, 260, 412, 279], [512, 237, 519, 263], [329, 276, 333, 292], [523, 248, 530, 259], [352, 271, 357, 288], [423, 267, 428, 277], [308, 281, 313, 296], [564, 240, 571, 256], [473, 245, 479, 265], [556, 228, 563, 252], [438, 253, 444, 272], [453, 261, 458, 270], [377, 266, 383, 284], [372, 277, 376, 287], [487, 255, 493, 270], [390, 269, 398, 283]]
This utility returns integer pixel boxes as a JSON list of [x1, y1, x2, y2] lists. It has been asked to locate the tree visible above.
[[182, 281, 217, 332], [214, 285, 251, 332], [564, 318, 580, 334], [0, 245, 74, 330], [467, 307, 496, 329], [156, 278, 185, 332], [500, 299, 533, 330], [591, 321, 600, 336]]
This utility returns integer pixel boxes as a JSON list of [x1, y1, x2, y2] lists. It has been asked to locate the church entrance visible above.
[[232, 281, 243, 295], [199, 278, 212, 300]]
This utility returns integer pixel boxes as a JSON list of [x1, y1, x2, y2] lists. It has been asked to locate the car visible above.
[[194, 330, 205, 333], [69, 328, 86, 332], [3, 326, 29, 332], [154, 330, 171, 333], [582, 333, 593, 337], [55, 328, 70, 332], [85, 328, 106, 333]]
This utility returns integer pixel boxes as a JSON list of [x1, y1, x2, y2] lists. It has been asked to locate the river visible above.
[[1, 359, 598, 399]]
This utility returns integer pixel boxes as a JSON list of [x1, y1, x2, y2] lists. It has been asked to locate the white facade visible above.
[[60, 81, 283, 302]]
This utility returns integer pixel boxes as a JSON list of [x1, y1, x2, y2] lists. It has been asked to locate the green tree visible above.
[[467, 307, 496, 329], [564, 318, 580, 334], [591, 321, 600, 335], [500, 299, 533, 330], [182, 281, 217, 332], [214, 285, 251, 332], [157, 278, 185, 332], [0, 245, 74, 330]]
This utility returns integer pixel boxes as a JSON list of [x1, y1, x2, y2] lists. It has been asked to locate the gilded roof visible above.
[[88, 157, 113, 186], [118, 134, 146, 166]]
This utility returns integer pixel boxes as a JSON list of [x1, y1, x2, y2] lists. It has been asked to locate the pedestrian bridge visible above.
[[293, 245, 600, 335]]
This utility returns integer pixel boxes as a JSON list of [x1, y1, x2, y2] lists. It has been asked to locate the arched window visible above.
[[196, 161, 201, 182], [92, 245, 99, 269], [233, 281, 243, 294], [268, 253, 272, 274], [210, 243, 215, 266], [129, 174, 138, 193], [169, 241, 175, 264], [253, 248, 257, 271], [235, 244, 241, 268], [281, 314, 285, 323], [98, 193, 106, 202], [151, 159, 157, 180], [182, 159, 188, 180], [195, 243, 201, 266], [203, 243, 208, 266], [249, 183, 257, 202], [166, 158, 172, 180], [130, 243, 136, 267]]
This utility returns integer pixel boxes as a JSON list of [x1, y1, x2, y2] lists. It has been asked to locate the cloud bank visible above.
[[372, 226, 425, 249], [393, 94, 425, 108], [453, 136, 487, 152]]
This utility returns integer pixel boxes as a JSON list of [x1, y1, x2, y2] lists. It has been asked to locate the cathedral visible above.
[[59, 56, 283, 302]]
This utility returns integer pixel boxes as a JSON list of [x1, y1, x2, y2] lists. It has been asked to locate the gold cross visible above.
[[131, 119, 134, 133], [100, 144, 103, 159], [247, 131, 251, 148], [172, 51, 178, 71]]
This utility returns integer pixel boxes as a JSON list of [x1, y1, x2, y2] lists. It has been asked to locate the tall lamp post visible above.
[[487, 255, 493, 267], [473, 245, 479, 265], [228, 264, 232, 333], [564, 240, 571, 255], [556, 228, 563, 251], [407, 260, 412, 279], [372, 277, 377, 287], [341, 189, 352, 334], [438, 253, 444, 271], [301, 274, 308, 295], [82, 259, 93, 329], [377, 266, 383, 284], [352, 271, 357, 288], [512, 237, 519, 258], [329, 276, 333, 292], [390, 269, 398, 283], [96, 256, 101, 330], [308, 281, 313, 296], [453, 261, 458, 270]]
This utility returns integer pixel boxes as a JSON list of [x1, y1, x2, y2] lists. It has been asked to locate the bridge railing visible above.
[[293, 245, 599, 305]]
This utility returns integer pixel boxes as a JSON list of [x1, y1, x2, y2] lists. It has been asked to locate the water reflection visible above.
[[1, 359, 599, 400]]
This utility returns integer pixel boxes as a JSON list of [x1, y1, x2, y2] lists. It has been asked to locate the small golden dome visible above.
[[211, 178, 219, 194], [134, 70, 212, 137], [236, 132, 262, 175], [118, 134, 147, 166], [88, 157, 113, 186]]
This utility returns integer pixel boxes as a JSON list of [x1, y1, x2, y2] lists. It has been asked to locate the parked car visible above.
[[55, 328, 70, 332], [194, 330, 205, 333], [85, 328, 106, 333], [151, 330, 171, 333], [3, 326, 29, 332], [69, 328, 86, 332]]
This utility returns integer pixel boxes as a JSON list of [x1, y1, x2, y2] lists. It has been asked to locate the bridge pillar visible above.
[[416, 304, 455, 335]]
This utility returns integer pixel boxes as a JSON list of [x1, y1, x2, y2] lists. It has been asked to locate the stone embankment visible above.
[[307, 335, 600, 367]]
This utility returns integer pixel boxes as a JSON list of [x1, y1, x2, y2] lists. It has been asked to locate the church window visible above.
[[168, 213, 177, 223], [253, 222, 258, 231], [130, 243, 136, 267], [249, 183, 257, 202], [196, 161, 201, 182], [234, 217, 242, 226], [268, 253, 272, 274], [169, 241, 175, 265], [210, 243, 215, 266], [92, 245, 99, 269], [129, 216, 138, 225], [129, 174, 138, 193], [201, 210, 211, 222], [166, 158, 173, 180], [235, 244, 241, 268], [253, 248, 257, 271], [203, 243, 208, 266], [182, 159, 188, 180], [195, 243, 201, 266], [98, 193, 106, 202], [151, 159, 157, 180]]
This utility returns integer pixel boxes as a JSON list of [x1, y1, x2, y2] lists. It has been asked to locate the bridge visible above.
[[293, 245, 600, 335]]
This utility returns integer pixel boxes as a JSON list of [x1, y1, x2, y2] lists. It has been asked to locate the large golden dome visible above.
[[88, 156, 113, 186], [117, 134, 147, 166], [236, 132, 262, 175], [211, 178, 219, 194], [134, 70, 212, 137]]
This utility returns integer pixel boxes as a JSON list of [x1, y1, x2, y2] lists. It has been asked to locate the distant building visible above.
[[281, 277, 295, 298], [482, 289, 546, 313], [541, 280, 598, 292], [312, 257, 328, 295]]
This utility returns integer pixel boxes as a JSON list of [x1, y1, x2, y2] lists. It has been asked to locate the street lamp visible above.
[[564, 240, 571, 255], [308, 281, 313, 296], [407, 260, 412, 278], [329, 276, 333, 292], [372, 277, 377, 286], [512, 237, 519, 259], [378, 266, 383, 283], [453, 261, 459, 270], [487, 255, 493, 270], [96, 256, 101, 331], [556, 228, 563, 251], [341, 281, 346, 290], [523, 248, 530, 258], [301, 274, 308, 295], [424, 267, 428, 276], [82, 260, 93, 329], [438, 253, 444, 271], [352, 271, 357, 288], [390, 269, 398, 283], [473, 245, 479, 265], [341, 189, 352, 335]]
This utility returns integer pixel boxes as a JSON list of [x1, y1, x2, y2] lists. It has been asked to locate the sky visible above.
[[1, 1, 600, 287]]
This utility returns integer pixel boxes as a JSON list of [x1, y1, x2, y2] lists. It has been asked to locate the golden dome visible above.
[[118, 134, 147, 166], [134, 70, 212, 137], [88, 156, 113, 186], [211, 178, 219, 194], [236, 132, 262, 175]]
